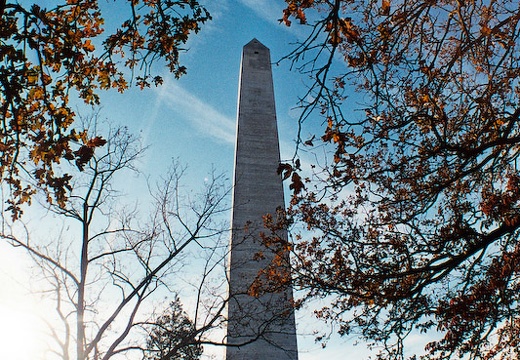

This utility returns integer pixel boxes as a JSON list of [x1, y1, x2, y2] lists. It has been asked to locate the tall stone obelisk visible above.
[[225, 39, 298, 359]]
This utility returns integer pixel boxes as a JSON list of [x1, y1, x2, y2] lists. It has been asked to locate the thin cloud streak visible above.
[[237, 0, 294, 31], [156, 82, 236, 144], [238, 0, 284, 23]]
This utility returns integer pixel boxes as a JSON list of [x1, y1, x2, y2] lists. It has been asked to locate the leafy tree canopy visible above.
[[275, 0, 520, 359], [0, 0, 210, 218], [144, 296, 202, 360]]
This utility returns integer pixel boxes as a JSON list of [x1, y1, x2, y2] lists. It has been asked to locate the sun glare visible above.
[[0, 304, 49, 360], [1, 244, 50, 359]]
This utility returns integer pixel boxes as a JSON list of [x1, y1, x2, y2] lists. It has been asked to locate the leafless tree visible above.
[[1, 120, 231, 360]]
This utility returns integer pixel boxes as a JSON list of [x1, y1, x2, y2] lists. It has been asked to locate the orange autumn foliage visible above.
[[273, 0, 520, 359], [0, 1, 210, 218]]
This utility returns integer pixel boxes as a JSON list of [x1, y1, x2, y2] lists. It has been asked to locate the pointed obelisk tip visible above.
[[244, 38, 268, 49]]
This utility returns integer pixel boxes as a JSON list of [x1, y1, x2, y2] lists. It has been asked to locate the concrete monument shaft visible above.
[[225, 39, 298, 359]]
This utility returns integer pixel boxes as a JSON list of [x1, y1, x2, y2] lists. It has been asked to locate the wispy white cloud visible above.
[[185, 0, 230, 49], [238, 0, 285, 24], [237, 0, 308, 38], [156, 81, 236, 144]]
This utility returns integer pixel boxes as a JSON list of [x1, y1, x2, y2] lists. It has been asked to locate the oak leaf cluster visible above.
[[1, 0, 210, 218], [274, 0, 520, 359]]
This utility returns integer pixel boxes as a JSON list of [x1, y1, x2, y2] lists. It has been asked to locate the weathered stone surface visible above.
[[225, 39, 299, 360]]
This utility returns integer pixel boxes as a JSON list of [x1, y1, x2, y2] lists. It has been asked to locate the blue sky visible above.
[[0, 1, 432, 359], [96, 0, 308, 177]]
